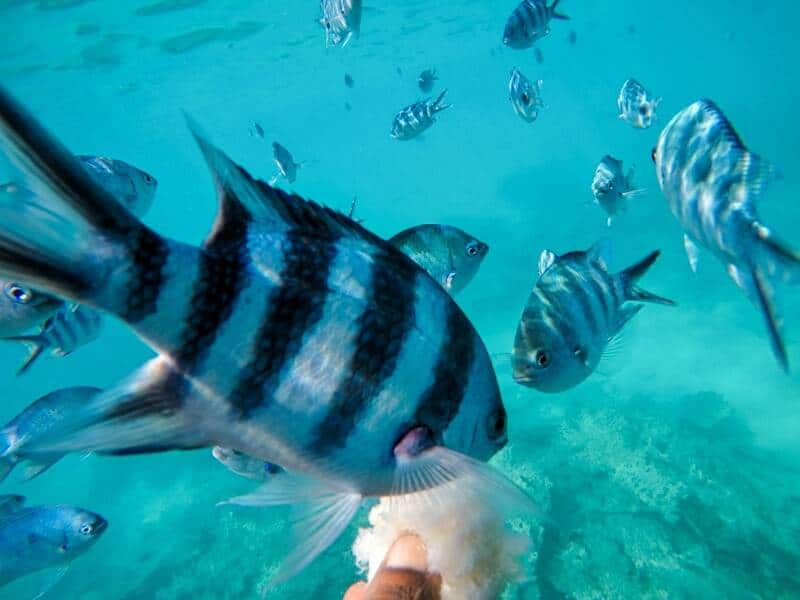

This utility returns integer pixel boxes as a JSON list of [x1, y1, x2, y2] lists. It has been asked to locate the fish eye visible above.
[[639, 104, 650, 116], [486, 408, 507, 441], [142, 173, 154, 184], [4, 283, 33, 304], [465, 241, 481, 257], [521, 92, 530, 105], [651, 147, 657, 163], [535, 349, 550, 367], [79, 523, 93, 535]]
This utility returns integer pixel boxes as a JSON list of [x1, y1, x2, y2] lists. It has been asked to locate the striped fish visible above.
[[590, 155, 645, 226], [5, 304, 102, 374], [654, 100, 799, 370], [617, 78, 661, 129], [0, 86, 526, 584], [212, 446, 284, 481], [503, 0, 569, 50], [390, 90, 451, 140], [271, 141, 300, 184], [508, 68, 544, 124], [512, 243, 674, 392], [320, 0, 362, 47]]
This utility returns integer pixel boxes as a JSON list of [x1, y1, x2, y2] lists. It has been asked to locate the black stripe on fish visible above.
[[122, 228, 170, 323], [412, 304, 474, 436], [106, 368, 188, 422], [310, 248, 418, 453], [587, 271, 612, 330], [228, 229, 339, 418], [564, 266, 599, 336], [173, 203, 251, 370]]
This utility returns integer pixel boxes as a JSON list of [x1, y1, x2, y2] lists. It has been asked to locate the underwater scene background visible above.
[[0, 0, 799, 598]]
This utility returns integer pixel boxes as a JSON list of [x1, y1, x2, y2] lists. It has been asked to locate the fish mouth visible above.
[[93, 518, 108, 535]]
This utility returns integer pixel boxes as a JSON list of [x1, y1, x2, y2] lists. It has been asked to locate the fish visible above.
[[590, 155, 645, 226], [0, 500, 107, 587], [0, 86, 528, 584], [653, 99, 798, 370], [251, 122, 265, 138], [617, 78, 661, 129], [78, 155, 157, 217], [534, 47, 544, 64], [567, 29, 577, 44], [0, 387, 102, 482], [0, 276, 62, 339], [212, 446, 284, 481], [0, 495, 25, 516], [345, 101, 352, 112], [388, 225, 489, 295], [512, 242, 674, 392], [320, 0, 362, 47], [508, 68, 544, 123], [271, 141, 301, 184], [390, 89, 451, 140], [4, 304, 103, 374], [344, 73, 354, 88], [417, 69, 438, 93], [503, 0, 569, 50]]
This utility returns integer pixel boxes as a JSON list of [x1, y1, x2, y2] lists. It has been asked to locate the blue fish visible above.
[[503, 0, 569, 50], [212, 446, 284, 481], [390, 89, 451, 140], [617, 78, 661, 129]]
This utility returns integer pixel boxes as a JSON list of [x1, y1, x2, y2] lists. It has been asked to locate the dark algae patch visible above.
[[135, 0, 205, 17], [160, 21, 264, 54]]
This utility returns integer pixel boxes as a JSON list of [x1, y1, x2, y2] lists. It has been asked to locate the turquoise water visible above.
[[1, 0, 799, 598]]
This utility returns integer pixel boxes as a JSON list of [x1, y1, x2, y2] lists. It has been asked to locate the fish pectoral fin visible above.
[[614, 304, 643, 333], [2, 333, 47, 375], [683, 235, 700, 273], [621, 187, 646, 200], [538, 249, 558, 276], [221, 472, 362, 585]]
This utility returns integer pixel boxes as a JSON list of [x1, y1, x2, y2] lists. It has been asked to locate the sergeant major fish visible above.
[[0, 387, 102, 482], [212, 446, 284, 481], [320, 0, 362, 47], [0, 86, 527, 584], [653, 99, 798, 370], [617, 78, 661, 129], [390, 89, 451, 140], [512, 243, 674, 392], [590, 155, 645, 226], [508, 68, 544, 123], [0, 499, 107, 587], [78, 155, 157, 217], [5, 304, 103, 374], [418, 69, 438, 93], [388, 224, 489, 295], [271, 141, 301, 184], [503, 0, 569, 50]]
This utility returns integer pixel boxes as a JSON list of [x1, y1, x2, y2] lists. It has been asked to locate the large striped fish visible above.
[[320, 0, 362, 47], [512, 243, 674, 392], [508, 68, 544, 124], [0, 87, 524, 583], [654, 99, 800, 370], [503, 0, 569, 50], [390, 90, 451, 140]]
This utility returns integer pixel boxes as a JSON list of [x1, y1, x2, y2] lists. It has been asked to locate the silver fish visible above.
[[418, 69, 438, 93], [654, 99, 798, 370], [212, 446, 283, 481], [5, 304, 103, 374], [78, 155, 157, 217], [388, 224, 489, 295], [320, 0, 362, 47], [390, 89, 451, 140], [508, 68, 544, 123], [0, 500, 107, 587], [271, 141, 300, 184], [0, 276, 62, 339], [0, 87, 526, 584], [503, 0, 569, 50], [512, 243, 674, 392], [590, 155, 645, 226], [0, 386, 102, 482], [617, 78, 661, 129]]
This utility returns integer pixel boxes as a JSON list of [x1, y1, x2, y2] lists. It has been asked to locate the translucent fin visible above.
[[587, 239, 612, 271], [550, 0, 569, 20], [31, 565, 69, 600], [3, 333, 47, 375], [21, 454, 63, 480], [683, 234, 700, 273], [751, 221, 800, 284], [739, 151, 780, 203], [614, 303, 643, 334], [621, 187, 646, 200], [538, 249, 557, 276], [221, 472, 362, 586]]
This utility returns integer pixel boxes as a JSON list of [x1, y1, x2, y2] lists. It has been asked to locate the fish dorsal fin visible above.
[[538, 249, 558, 275], [587, 239, 612, 270], [185, 115, 380, 247]]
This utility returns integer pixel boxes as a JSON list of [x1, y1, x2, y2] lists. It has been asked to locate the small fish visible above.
[[390, 89, 451, 140], [512, 243, 674, 392], [396, 66, 403, 76], [534, 47, 544, 64], [590, 155, 645, 226], [5, 304, 103, 374], [503, 0, 569, 50], [344, 101, 352, 112], [212, 446, 284, 481], [252, 122, 265, 138], [508, 68, 544, 123], [567, 29, 577, 44], [271, 141, 301, 184], [417, 69, 438, 93], [0, 501, 107, 587], [320, 0, 362, 47], [0, 277, 62, 339], [654, 99, 798, 370], [78, 155, 157, 217], [388, 225, 489, 295], [0, 387, 102, 482], [617, 78, 661, 129], [0, 495, 25, 516], [344, 73, 354, 88]]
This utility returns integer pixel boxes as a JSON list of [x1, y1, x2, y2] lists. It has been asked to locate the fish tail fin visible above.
[[618, 250, 676, 306], [0, 86, 154, 313], [20, 358, 209, 457], [3, 333, 47, 375], [432, 88, 451, 113], [750, 221, 800, 284], [550, 0, 570, 20]]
